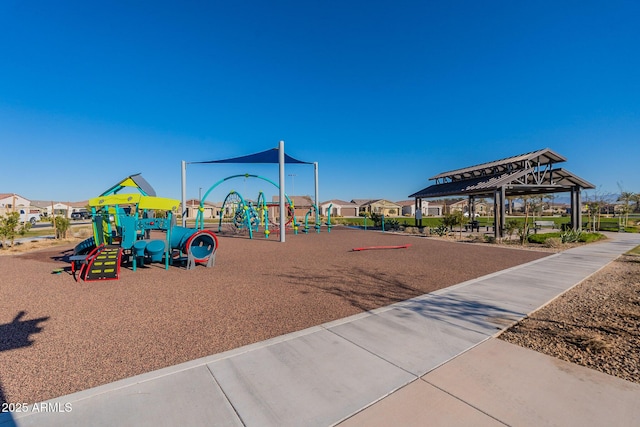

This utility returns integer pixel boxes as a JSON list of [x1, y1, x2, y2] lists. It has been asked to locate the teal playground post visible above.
[[303, 204, 321, 234]]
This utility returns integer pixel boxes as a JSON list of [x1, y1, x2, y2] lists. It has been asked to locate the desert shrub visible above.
[[441, 213, 462, 231], [484, 235, 495, 243], [504, 219, 520, 240], [385, 218, 400, 230], [52, 216, 71, 239], [561, 229, 583, 243], [516, 222, 530, 245], [433, 224, 448, 236], [544, 237, 563, 248]]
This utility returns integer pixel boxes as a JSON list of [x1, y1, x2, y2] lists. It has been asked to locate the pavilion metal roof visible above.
[[429, 148, 567, 182], [409, 148, 594, 199]]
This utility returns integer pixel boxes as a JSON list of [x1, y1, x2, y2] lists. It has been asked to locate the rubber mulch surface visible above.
[[0, 227, 549, 404]]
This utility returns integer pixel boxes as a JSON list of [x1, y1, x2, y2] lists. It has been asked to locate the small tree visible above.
[[441, 212, 465, 238], [617, 184, 635, 228], [632, 193, 640, 213], [504, 218, 520, 241], [369, 212, 382, 227], [455, 210, 466, 239], [52, 215, 71, 239], [0, 212, 32, 248], [583, 189, 613, 231]]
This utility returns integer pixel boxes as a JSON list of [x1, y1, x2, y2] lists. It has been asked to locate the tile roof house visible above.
[[319, 200, 358, 217], [396, 199, 429, 217], [0, 193, 32, 216], [354, 199, 402, 217], [183, 199, 221, 220], [270, 195, 315, 221]]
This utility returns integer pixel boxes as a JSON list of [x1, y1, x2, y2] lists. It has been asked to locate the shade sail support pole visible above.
[[181, 160, 187, 227], [279, 140, 286, 243]]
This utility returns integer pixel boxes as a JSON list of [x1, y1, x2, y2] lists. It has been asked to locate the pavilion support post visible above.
[[493, 191, 500, 239], [415, 197, 423, 227], [494, 188, 505, 239], [500, 187, 506, 238], [571, 186, 582, 231]]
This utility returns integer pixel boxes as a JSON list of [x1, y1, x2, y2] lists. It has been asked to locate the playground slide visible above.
[[74, 236, 96, 255]]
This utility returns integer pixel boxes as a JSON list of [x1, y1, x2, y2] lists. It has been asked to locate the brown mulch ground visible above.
[[0, 227, 550, 404]]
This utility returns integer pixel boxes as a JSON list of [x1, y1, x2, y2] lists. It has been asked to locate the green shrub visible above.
[[385, 218, 400, 230], [505, 219, 520, 240], [527, 232, 562, 244], [52, 216, 71, 239], [433, 224, 448, 236], [484, 235, 495, 243], [441, 213, 459, 231], [578, 232, 606, 243], [0, 212, 31, 248], [561, 229, 583, 243], [369, 212, 382, 227]]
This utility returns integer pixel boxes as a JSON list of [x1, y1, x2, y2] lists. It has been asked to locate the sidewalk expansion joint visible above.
[[206, 363, 247, 427]]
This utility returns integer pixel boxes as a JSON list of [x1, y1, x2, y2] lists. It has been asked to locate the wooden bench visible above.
[[533, 220, 556, 233]]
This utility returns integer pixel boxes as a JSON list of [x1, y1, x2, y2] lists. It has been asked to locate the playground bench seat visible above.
[[534, 220, 556, 233], [69, 254, 89, 271]]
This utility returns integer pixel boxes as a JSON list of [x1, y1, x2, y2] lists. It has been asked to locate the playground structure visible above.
[[194, 173, 331, 239], [215, 189, 295, 238], [72, 174, 218, 282], [182, 141, 318, 242]]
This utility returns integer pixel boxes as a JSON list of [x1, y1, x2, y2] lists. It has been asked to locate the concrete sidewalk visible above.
[[4, 232, 640, 427]]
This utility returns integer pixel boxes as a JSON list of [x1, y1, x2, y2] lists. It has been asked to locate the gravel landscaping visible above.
[[500, 252, 640, 384]]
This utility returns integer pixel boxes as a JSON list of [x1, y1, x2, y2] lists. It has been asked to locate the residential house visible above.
[[270, 195, 315, 221], [319, 200, 358, 217], [396, 199, 429, 217], [354, 199, 402, 217], [448, 199, 492, 216], [427, 204, 444, 216], [0, 193, 32, 216], [183, 199, 220, 220], [31, 200, 80, 218]]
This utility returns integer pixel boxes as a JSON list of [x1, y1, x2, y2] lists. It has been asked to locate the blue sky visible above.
[[1, 1, 638, 205]]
